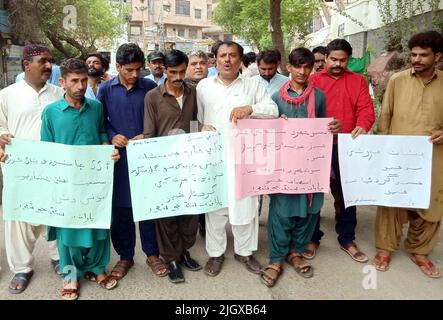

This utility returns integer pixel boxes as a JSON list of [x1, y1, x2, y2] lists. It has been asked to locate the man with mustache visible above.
[[145, 51, 166, 85], [373, 31, 443, 278], [97, 43, 168, 281], [85, 53, 110, 100], [197, 41, 278, 277], [0, 44, 63, 294], [40, 58, 120, 299], [144, 49, 201, 283], [308, 39, 375, 263], [253, 49, 288, 96], [312, 46, 328, 73]]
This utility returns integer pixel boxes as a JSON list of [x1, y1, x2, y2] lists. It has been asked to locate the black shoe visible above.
[[168, 261, 185, 283], [179, 251, 202, 271]]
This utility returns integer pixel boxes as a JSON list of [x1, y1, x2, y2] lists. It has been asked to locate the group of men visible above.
[[0, 29, 442, 299]]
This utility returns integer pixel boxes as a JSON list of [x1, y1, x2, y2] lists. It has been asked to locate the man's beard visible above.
[[88, 68, 104, 77]]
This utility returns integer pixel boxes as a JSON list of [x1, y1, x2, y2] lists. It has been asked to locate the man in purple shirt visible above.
[[97, 43, 168, 280]]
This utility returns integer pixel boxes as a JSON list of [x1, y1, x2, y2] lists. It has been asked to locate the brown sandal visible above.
[[260, 264, 283, 287], [111, 260, 134, 280], [286, 252, 314, 278], [97, 274, 118, 290], [60, 282, 79, 300], [146, 256, 169, 277], [204, 255, 225, 277]]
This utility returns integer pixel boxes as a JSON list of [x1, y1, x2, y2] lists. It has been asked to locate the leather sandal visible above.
[[234, 254, 262, 274], [147, 256, 169, 277], [260, 264, 283, 287], [340, 242, 368, 263], [111, 260, 134, 280], [286, 252, 314, 278], [204, 255, 225, 277]]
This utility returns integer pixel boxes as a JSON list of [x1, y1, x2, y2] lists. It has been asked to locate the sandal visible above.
[[410, 254, 441, 279], [111, 260, 134, 280], [204, 255, 225, 277], [260, 264, 283, 287], [8, 271, 34, 294], [97, 274, 118, 290], [372, 253, 391, 272], [146, 256, 169, 277], [302, 243, 318, 260], [60, 282, 79, 300], [340, 242, 368, 263], [286, 252, 314, 278]]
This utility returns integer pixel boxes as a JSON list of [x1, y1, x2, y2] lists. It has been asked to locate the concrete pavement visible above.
[[0, 194, 442, 300]]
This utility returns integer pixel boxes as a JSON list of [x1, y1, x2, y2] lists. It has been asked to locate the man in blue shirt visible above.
[[97, 43, 168, 280], [144, 51, 166, 85], [252, 49, 288, 96]]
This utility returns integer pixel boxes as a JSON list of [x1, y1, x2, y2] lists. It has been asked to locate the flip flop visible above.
[[410, 254, 441, 279], [8, 271, 34, 294]]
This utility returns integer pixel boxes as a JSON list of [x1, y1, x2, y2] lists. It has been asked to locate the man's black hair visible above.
[[408, 30, 443, 54], [116, 43, 145, 65], [85, 53, 110, 71], [164, 49, 189, 68], [212, 40, 244, 58], [256, 49, 281, 65], [326, 39, 353, 57], [60, 58, 88, 78], [288, 47, 315, 67]]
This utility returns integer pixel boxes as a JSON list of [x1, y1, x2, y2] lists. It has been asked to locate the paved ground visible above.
[[0, 194, 442, 300]]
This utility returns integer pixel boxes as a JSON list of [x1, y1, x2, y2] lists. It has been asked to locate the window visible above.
[[195, 9, 202, 19], [189, 29, 198, 39], [177, 29, 185, 37], [207, 4, 212, 20], [163, 5, 171, 13], [175, 0, 190, 16], [337, 23, 345, 38], [130, 26, 141, 35]]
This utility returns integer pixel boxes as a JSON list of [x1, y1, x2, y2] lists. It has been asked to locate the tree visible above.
[[376, 0, 442, 52], [6, 0, 127, 59], [213, 0, 319, 73]]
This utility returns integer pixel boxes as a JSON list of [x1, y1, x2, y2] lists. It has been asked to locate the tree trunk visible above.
[[270, 0, 288, 75]]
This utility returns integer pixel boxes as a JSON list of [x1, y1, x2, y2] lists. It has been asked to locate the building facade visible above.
[[128, 0, 231, 53]]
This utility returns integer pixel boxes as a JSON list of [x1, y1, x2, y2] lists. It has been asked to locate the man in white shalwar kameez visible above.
[[0, 44, 63, 294], [197, 41, 278, 276]]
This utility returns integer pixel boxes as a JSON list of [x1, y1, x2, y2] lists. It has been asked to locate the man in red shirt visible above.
[[304, 39, 375, 263]]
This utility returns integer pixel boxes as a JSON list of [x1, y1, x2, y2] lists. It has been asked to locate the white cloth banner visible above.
[[338, 134, 433, 209]]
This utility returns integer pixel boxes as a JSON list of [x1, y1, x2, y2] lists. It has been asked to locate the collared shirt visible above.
[[97, 76, 157, 207], [145, 73, 166, 85], [196, 73, 278, 225], [41, 97, 108, 145], [41, 96, 109, 246], [377, 68, 443, 222], [252, 73, 289, 96], [310, 68, 375, 133], [85, 83, 101, 100], [144, 82, 197, 138], [0, 80, 64, 140], [197, 73, 278, 128], [15, 65, 62, 87]]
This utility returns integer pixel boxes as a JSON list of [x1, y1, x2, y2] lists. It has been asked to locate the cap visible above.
[[148, 51, 165, 62]]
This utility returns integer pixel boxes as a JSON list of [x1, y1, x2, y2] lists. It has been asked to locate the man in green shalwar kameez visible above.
[[41, 59, 120, 299], [260, 48, 341, 287]]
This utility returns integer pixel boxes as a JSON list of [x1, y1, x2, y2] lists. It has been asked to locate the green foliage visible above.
[[375, 0, 442, 52], [7, 0, 127, 58], [213, 0, 319, 52]]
